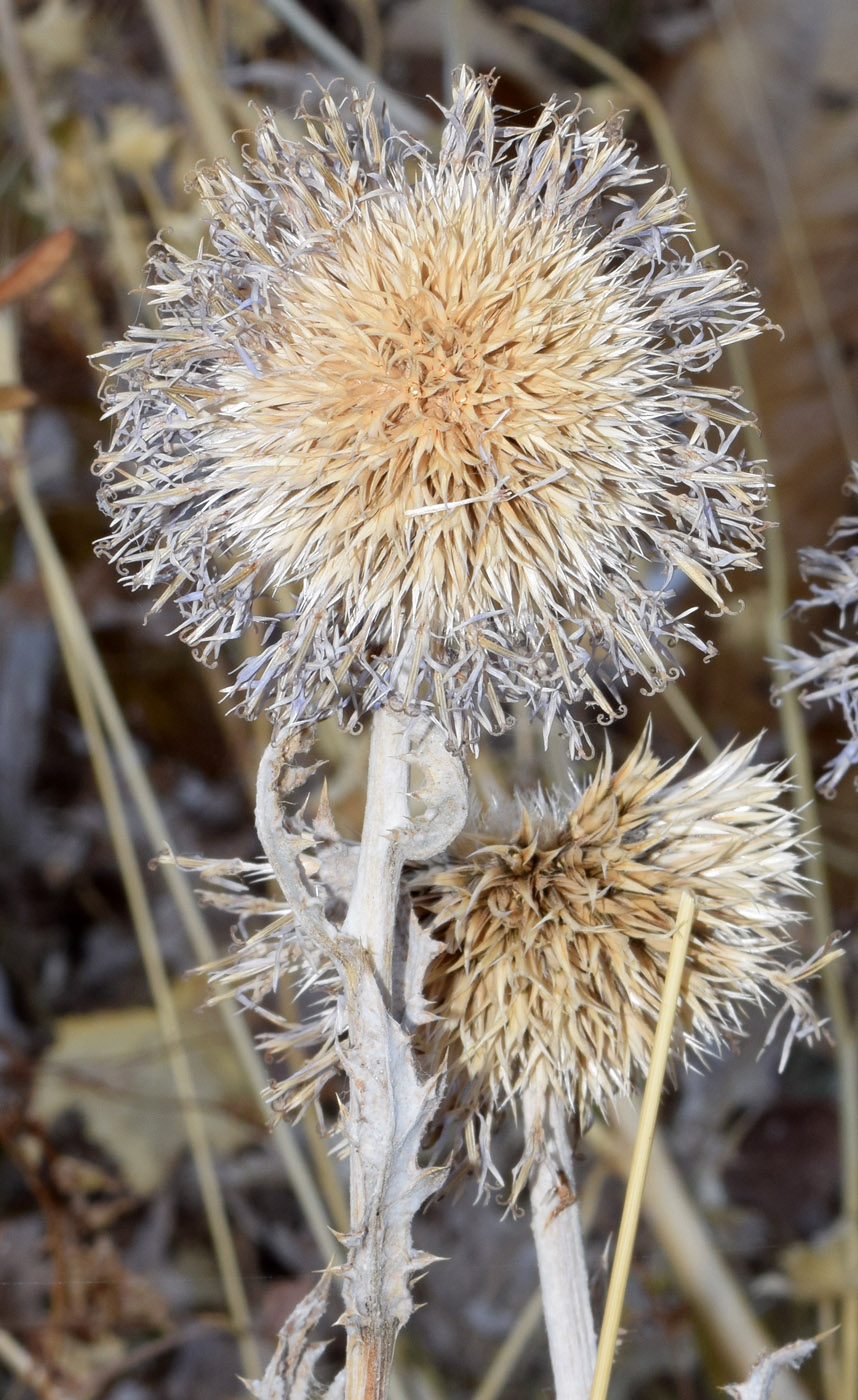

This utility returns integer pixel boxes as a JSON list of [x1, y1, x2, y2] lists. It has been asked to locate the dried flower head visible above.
[[411, 727, 817, 1189], [777, 461, 858, 795], [95, 69, 770, 749]]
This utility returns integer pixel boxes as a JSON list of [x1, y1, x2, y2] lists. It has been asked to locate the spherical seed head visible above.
[[95, 70, 770, 749], [412, 728, 815, 1188]]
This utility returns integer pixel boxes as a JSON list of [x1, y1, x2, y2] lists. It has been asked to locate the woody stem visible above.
[[524, 1086, 596, 1400], [341, 705, 413, 1400]]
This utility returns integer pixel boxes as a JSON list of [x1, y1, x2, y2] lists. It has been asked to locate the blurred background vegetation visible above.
[[1, 0, 857, 1397]]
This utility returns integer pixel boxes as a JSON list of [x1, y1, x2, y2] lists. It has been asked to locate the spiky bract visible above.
[[95, 70, 769, 748], [411, 728, 815, 1184], [778, 461, 858, 795]]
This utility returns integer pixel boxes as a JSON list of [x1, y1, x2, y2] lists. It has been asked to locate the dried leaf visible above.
[[31, 980, 260, 1193], [0, 385, 37, 411], [404, 721, 469, 862], [0, 229, 76, 308], [18, 0, 90, 69], [245, 1274, 334, 1400]]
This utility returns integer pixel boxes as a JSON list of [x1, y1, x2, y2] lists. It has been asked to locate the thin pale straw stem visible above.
[[7, 464, 261, 1380], [589, 890, 695, 1400], [0, 0, 59, 224], [0, 328, 256, 1369], [506, 8, 707, 234], [0, 1328, 76, 1400], [758, 380, 858, 1398], [258, 0, 429, 134], [0, 12, 344, 1258], [760, 412, 858, 1400], [818, 1299, 840, 1400], [143, 0, 239, 164], [523, 1088, 596, 1400], [470, 1288, 544, 1400], [710, 0, 858, 462], [442, 0, 470, 103], [9, 452, 345, 1256], [588, 1110, 812, 1400], [659, 682, 719, 764]]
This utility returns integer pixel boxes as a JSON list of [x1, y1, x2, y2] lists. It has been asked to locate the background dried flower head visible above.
[[778, 460, 858, 795], [95, 69, 770, 750], [410, 727, 818, 1193]]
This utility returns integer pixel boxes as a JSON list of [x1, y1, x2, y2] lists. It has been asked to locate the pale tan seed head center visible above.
[[385, 310, 480, 425]]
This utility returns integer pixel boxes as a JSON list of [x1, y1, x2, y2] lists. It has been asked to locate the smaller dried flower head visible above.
[[777, 461, 858, 795], [95, 69, 770, 750], [411, 727, 816, 1188]]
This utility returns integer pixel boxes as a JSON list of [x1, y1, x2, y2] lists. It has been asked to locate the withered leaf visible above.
[[0, 228, 76, 308]]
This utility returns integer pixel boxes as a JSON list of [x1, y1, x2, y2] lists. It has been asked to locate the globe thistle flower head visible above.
[[411, 728, 817, 1189], [778, 461, 858, 795], [96, 70, 770, 749]]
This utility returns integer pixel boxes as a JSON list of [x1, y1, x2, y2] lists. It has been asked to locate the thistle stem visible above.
[[342, 705, 413, 1400], [523, 1087, 596, 1400], [256, 715, 466, 1400], [342, 705, 412, 982], [336, 705, 467, 1400]]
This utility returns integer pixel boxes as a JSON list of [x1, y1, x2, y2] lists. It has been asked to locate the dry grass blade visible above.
[[0, 1328, 77, 1400], [7, 421, 344, 1258], [7, 448, 260, 1380], [589, 890, 695, 1400], [659, 683, 719, 764], [709, 0, 858, 465], [258, 0, 429, 133], [0, 0, 58, 221], [144, 0, 239, 163], [470, 1289, 543, 1400], [506, 7, 708, 234], [588, 1111, 813, 1400], [498, 20, 855, 1385]]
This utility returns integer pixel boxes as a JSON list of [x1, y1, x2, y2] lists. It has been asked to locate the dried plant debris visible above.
[[95, 69, 771, 751], [244, 1274, 338, 1400], [778, 460, 858, 794]]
